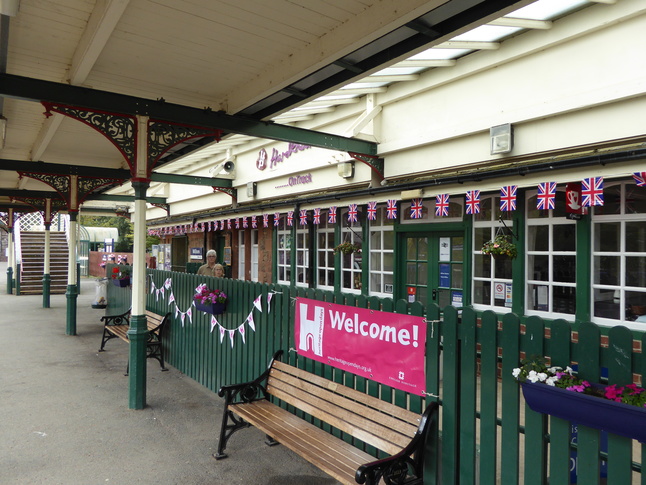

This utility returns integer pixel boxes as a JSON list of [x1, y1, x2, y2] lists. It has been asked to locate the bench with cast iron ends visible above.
[[99, 309, 170, 374], [215, 350, 438, 485]]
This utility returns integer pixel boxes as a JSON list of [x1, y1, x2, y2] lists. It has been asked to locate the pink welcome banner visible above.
[[295, 298, 426, 396]]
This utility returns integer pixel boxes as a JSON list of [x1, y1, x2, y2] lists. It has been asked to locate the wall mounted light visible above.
[[338, 161, 355, 179], [490, 123, 513, 155], [246, 181, 257, 198]]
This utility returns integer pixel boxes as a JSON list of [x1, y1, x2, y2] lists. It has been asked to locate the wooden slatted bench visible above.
[[215, 350, 438, 485], [99, 309, 170, 375]]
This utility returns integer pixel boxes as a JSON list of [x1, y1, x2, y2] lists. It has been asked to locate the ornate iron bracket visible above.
[[498, 214, 518, 240], [349, 152, 384, 180], [18, 172, 123, 211], [150, 203, 170, 215], [213, 186, 237, 201], [43, 102, 137, 169]]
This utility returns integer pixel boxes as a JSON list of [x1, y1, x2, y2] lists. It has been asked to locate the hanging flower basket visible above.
[[481, 234, 517, 259], [112, 277, 131, 287], [521, 382, 646, 442], [194, 301, 227, 315], [334, 242, 361, 255], [193, 284, 228, 315], [514, 357, 646, 442]]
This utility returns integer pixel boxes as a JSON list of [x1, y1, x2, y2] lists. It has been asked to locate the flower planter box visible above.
[[521, 382, 646, 442], [112, 277, 130, 287], [194, 301, 226, 315]]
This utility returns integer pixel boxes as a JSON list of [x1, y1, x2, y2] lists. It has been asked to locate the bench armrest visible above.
[[101, 309, 131, 326], [217, 350, 284, 404], [355, 402, 439, 485]]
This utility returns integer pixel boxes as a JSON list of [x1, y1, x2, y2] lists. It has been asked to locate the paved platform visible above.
[[0, 262, 338, 485]]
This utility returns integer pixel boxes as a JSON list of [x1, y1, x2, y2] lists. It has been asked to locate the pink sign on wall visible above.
[[295, 298, 427, 396]]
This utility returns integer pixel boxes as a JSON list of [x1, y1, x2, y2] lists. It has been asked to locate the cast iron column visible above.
[[128, 115, 150, 410], [43, 199, 53, 307], [65, 211, 78, 335], [43, 222, 51, 307], [6, 226, 12, 294]]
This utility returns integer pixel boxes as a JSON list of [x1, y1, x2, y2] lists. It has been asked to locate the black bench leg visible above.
[[214, 408, 250, 460], [265, 435, 279, 447]]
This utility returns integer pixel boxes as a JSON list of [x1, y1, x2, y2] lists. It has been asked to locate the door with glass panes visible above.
[[400, 232, 465, 308]]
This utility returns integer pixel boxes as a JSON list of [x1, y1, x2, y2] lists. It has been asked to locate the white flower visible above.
[[527, 370, 540, 383], [564, 366, 574, 375], [536, 372, 548, 382], [512, 368, 521, 379], [547, 366, 561, 374], [546, 376, 558, 386]]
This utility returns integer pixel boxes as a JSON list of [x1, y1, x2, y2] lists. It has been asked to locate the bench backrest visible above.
[[266, 360, 421, 456], [145, 310, 170, 333]]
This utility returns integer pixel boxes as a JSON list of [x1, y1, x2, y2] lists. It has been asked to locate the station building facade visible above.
[[147, 0, 646, 331]]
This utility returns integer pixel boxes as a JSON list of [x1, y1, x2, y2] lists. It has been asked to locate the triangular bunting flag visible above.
[[186, 308, 192, 324], [239, 325, 246, 344], [267, 293, 273, 313], [253, 296, 262, 312], [229, 330, 235, 348], [219, 326, 226, 343], [210, 316, 218, 333], [248, 313, 256, 332]]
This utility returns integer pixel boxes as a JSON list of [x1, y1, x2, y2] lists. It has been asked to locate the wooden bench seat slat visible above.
[[268, 382, 409, 455], [273, 361, 420, 426], [269, 367, 418, 437], [232, 401, 373, 485]]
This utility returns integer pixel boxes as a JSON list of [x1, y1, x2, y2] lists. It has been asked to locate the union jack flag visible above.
[[313, 208, 321, 224], [582, 176, 604, 207], [435, 194, 449, 217], [263, 214, 269, 228], [251, 216, 257, 229], [328, 206, 337, 224], [227, 219, 232, 229], [235, 218, 240, 229], [386, 199, 398, 219], [299, 210, 308, 225], [242, 217, 248, 229], [348, 204, 358, 223], [367, 201, 377, 221], [274, 212, 280, 227], [466, 190, 480, 215], [220, 220, 225, 230], [410, 198, 424, 219], [633, 172, 646, 187], [537, 182, 556, 210], [287, 211, 294, 226], [500, 185, 517, 212]]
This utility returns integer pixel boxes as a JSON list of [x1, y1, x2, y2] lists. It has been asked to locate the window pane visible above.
[[452, 237, 464, 261], [553, 286, 575, 314], [474, 280, 490, 305], [594, 288, 620, 319], [384, 231, 394, 250], [595, 223, 620, 252], [626, 222, 646, 252], [474, 254, 491, 278], [452, 264, 462, 289], [528, 225, 549, 251], [494, 256, 512, 279], [529, 254, 549, 281], [594, 256, 619, 285], [553, 225, 575, 252], [626, 257, 646, 287], [553, 255, 576, 283]]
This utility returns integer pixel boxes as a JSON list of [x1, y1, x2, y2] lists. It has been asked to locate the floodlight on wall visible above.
[[338, 161, 354, 179], [246, 182, 257, 198], [490, 123, 513, 155]]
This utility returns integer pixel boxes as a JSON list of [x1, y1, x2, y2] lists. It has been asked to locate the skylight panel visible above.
[[409, 48, 472, 60], [509, 0, 589, 21], [452, 24, 522, 42]]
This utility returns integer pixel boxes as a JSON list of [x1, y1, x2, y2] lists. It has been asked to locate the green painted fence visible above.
[[122, 268, 644, 484]]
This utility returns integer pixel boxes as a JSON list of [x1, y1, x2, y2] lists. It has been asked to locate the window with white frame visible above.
[[341, 207, 363, 293], [276, 216, 291, 285], [473, 195, 514, 310], [369, 205, 394, 297], [592, 180, 646, 327], [526, 187, 576, 316], [251, 229, 258, 282], [294, 221, 310, 287], [238, 230, 246, 280], [316, 216, 335, 290]]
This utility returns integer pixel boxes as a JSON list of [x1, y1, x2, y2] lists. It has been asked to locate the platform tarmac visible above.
[[0, 262, 338, 485]]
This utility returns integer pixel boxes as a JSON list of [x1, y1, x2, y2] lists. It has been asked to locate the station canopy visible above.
[[0, 0, 602, 214]]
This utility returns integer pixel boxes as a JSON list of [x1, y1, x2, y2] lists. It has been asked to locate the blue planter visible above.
[[521, 382, 646, 442], [112, 277, 130, 287], [194, 301, 226, 315]]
